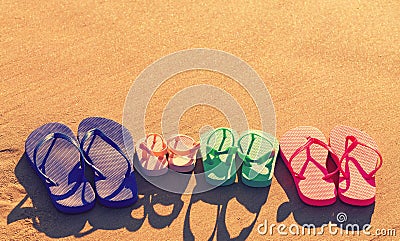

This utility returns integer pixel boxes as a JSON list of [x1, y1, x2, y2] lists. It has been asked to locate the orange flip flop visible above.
[[280, 126, 340, 206], [330, 125, 383, 206], [136, 133, 168, 176], [167, 134, 200, 173]]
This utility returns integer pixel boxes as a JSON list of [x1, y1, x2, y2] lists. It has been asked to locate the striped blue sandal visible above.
[[237, 130, 279, 187], [78, 117, 138, 208], [25, 123, 96, 214]]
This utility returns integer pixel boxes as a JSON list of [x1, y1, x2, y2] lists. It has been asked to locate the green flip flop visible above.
[[200, 127, 238, 186], [237, 130, 279, 187]]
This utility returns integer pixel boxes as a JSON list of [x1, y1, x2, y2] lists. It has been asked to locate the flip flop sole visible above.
[[200, 128, 238, 186], [25, 123, 95, 213], [204, 169, 236, 186], [167, 134, 198, 173], [330, 125, 379, 206], [78, 117, 138, 208], [241, 175, 272, 187], [280, 126, 336, 206], [168, 161, 195, 173], [135, 136, 168, 176], [239, 130, 278, 188], [136, 153, 168, 176]]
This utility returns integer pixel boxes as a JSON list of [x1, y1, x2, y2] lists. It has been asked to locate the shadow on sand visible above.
[[183, 157, 271, 240], [8, 152, 375, 239], [7, 153, 185, 238], [274, 155, 375, 231]]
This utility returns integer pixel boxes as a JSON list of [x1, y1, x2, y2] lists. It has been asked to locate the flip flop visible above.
[[25, 123, 96, 213], [78, 117, 138, 208], [136, 133, 168, 176], [200, 128, 238, 186], [167, 134, 200, 173], [280, 126, 340, 206], [237, 130, 279, 187], [330, 125, 383, 206]]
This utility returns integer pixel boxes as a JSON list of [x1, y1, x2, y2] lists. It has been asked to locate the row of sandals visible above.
[[25, 117, 382, 214], [136, 124, 382, 207]]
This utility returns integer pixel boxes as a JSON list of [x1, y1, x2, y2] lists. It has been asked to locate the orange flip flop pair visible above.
[[280, 126, 382, 206], [136, 133, 200, 176]]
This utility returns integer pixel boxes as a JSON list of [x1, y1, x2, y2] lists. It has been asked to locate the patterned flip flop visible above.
[[330, 125, 382, 206], [167, 134, 200, 173], [78, 117, 138, 208], [136, 133, 168, 176], [237, 130, 279, 187], [280, 126, 340, 206], [25, 123, 96, 213]]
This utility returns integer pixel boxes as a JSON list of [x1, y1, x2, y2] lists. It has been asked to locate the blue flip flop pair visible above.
[[25, 117, 138, 214]]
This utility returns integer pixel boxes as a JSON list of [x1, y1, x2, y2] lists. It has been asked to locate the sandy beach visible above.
[[1, 1, 399, 240]]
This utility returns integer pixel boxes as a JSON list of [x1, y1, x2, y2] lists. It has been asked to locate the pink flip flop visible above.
[[167, 134, 200, 173], [136, 133, 168, 176], [330, 125, 383, 206], [280, 126, 340, 206]]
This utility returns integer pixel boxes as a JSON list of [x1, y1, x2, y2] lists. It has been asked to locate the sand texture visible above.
[[1, 1, 400, 240]]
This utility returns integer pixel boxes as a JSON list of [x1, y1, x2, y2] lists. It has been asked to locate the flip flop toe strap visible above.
[[205, 146, 237, 165], [203, 128, 237, 166], [80, 128, 136, 200], [80, 128, 132, 180], [33, 132, 88, 201], [288, 137, 340, 180], [167, 135, 200, 157], [138, 141, 167, 159], [102, 172, 136, 201], [139, 134, 168, 158], [238, 132, 275, 167], [339, 135, 383, 180]]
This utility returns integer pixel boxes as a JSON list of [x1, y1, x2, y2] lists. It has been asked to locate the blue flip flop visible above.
[[78, 117, 138, 208], [25, 123, 96, 214]]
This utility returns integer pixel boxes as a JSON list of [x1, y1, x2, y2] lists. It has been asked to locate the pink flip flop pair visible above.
[[280, 126, 382, 207], [136, 133, 200, 176]]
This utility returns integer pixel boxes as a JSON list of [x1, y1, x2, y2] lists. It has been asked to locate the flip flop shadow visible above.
[[184, 157, 271, 240], [274, 155, 375, 230], [7, 153, 186, 238]]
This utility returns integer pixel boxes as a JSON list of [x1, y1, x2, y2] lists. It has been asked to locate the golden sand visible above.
[[1, 1, 399, 240]]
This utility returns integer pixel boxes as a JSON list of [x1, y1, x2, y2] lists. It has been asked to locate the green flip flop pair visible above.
[[200, 128, 279, 187]]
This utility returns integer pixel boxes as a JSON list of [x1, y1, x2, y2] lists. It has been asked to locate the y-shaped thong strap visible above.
[[288, 137, 340, 180], [237, 132, 275, 167], [80, 128, 134, 200], [33, 132, 90, 203], [339, 135, 383, 180]]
